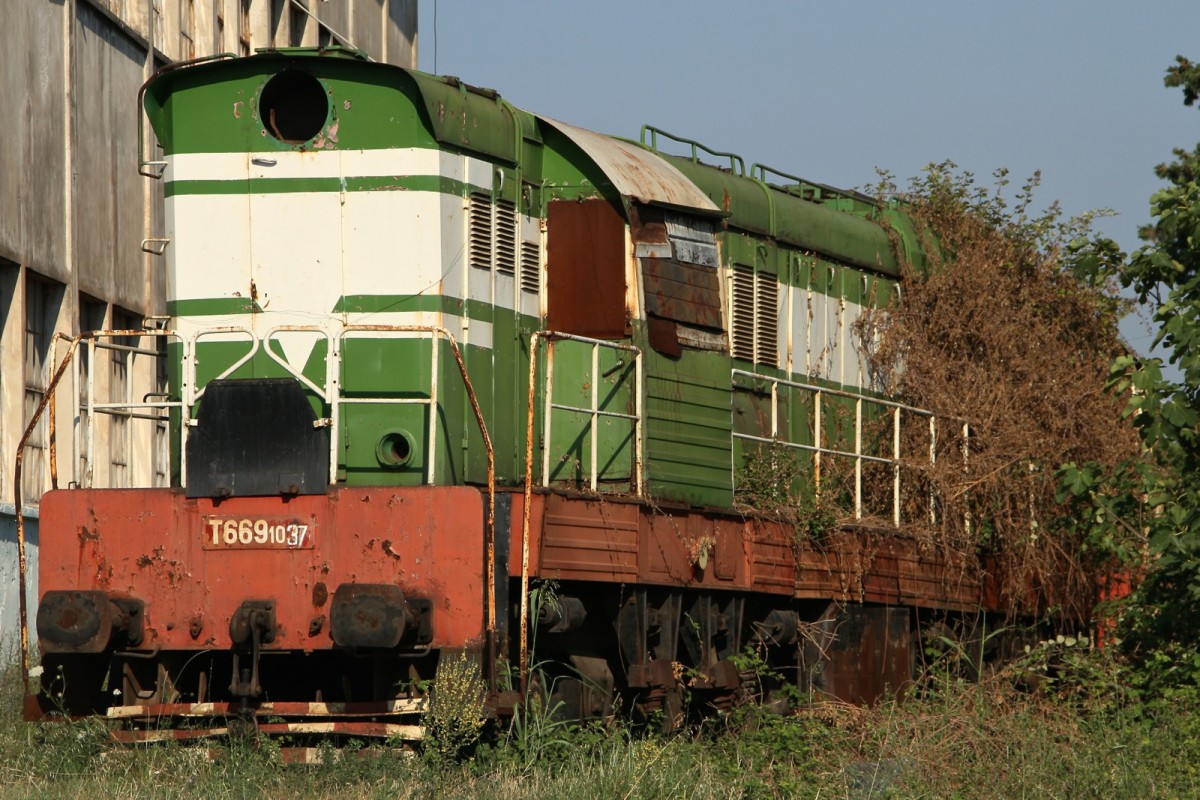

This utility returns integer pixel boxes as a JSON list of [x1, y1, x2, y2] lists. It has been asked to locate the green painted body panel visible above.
[[145, 54, 439, 155], [185, 335, 488, 488], [191, 340, 327, 389], [661, 153, 901, 275], [642, 347, 735, 507], [168, 298, 262, 316], [165, 175, 471, 198], [404, 72, 524, 165], [145, 50, 545, 175], [881, 207, 931, 273], [722, 230, 897, 309]]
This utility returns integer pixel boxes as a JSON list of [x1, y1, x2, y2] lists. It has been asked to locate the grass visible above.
[[2, 654, 1198, 799]]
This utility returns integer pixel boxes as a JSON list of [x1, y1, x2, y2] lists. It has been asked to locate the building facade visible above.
[[0, 0, 417, 650]]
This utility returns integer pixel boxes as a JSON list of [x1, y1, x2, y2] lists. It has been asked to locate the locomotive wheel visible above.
[[635, 682, 685, 733]]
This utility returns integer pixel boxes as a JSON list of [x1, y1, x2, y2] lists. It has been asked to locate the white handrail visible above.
[[47, 330, 185, 490], [731, 369, 966, 528], [335, 325, 456, 486], [537, 332, 643, 493]]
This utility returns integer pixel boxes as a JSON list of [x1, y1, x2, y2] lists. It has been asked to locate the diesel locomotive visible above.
[[21, 47, 995, 742]]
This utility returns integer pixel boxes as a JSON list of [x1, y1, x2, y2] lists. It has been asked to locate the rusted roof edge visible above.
[[537, 115, 720, 214]]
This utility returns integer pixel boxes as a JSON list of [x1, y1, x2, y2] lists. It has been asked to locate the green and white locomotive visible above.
[[30, 47, 980, 740]]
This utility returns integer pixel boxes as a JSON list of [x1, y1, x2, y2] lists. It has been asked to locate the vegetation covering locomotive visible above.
[[26, 47, 995, 739]]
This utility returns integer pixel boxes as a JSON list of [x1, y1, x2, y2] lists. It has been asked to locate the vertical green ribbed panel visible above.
[[644, 350, 733, 507]]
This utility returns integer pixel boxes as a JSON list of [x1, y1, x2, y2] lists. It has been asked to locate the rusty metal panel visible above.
[[505, 491, 546, 577], [639, 510, 748, 589], [538, 116, 720, 213], [539, 494, 638, 582], [72, 3, 147, 311], [37, 485, 486, 651], [642, 257, 723, 329], [546, 199, 628, 338], [712, 520, 743, 582], [793, 532, 986, 612], [0, 1, 68, 274], [632, 205, 722, 332], [747, 521, 795, 593], [640, 513, 694, 584], [807, 603, 912, 705], [530, 497, 753, 590]]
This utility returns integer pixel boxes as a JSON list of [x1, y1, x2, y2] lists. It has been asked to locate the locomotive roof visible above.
[[535, 116, 721, 215]]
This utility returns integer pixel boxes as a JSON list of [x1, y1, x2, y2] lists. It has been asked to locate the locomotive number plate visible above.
[[202, 517, 315, 550]]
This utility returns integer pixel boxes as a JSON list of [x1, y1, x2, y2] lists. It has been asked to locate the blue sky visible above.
[[416, 1, 1200, 359]]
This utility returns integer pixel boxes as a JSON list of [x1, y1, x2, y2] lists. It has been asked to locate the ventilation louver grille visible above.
[[730, 264, 778, 366], [468, 193, 492, 271], [756, 271, 779, 368], [731, 265, 757, 361], [495, 199, 517, 276], [520, 240, 540, 295]]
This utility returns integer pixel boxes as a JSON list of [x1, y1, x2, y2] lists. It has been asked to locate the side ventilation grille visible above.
[[468, 192, 492, 271], [495, 199, 517, 277], [730, 264, 778, 367], [520, 240, 540, 295], [755, 271, 779, 368], [731, 265, 757, 361]]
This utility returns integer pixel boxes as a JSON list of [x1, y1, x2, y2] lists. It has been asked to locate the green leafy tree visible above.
[[1070, 56, 1200, 691]]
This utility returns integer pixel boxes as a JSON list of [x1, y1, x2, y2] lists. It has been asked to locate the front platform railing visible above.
[[15, 322, 499, 692]]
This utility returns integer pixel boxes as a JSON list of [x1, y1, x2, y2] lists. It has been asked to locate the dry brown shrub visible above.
[[861, 165, 1141, 622]]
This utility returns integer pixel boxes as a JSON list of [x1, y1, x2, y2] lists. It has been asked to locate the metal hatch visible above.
[[537, 116, 721, 214]]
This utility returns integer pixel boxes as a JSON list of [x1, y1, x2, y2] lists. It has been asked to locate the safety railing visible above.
[[518, 330, 644, 691], [178, 323, 488, 487], [731, 369, 969, 528], [17, 322, 500, 689], [46, 330, 184, 491], [14, 328, 182, 687], [535, 332, 644, 493], [640, 125, 746, 177], [27, 323, 493, 493], [334, 325, 479, 487]]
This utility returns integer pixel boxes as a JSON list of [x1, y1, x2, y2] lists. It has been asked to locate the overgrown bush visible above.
[[861, 165, 1140, 624], [423, 649, 487, 762]]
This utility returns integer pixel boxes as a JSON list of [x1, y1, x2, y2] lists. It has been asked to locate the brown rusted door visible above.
[[546, 199, 627, 338]]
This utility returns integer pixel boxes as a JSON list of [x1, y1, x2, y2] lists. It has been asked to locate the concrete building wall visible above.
[[0, 0, 417, 652]]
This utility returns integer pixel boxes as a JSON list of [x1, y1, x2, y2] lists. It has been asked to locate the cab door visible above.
[[541, 198, 636, 490]]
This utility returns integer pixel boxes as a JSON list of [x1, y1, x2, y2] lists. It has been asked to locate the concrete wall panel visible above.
[[386, 0, 417, 68], [0, 2, 68, 278], [73, 3, 148, 312], [349, 0, 383, 61], [0, 509, 38, 655], [316, 0, 349, 43], [0, 0, 416, 651]]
